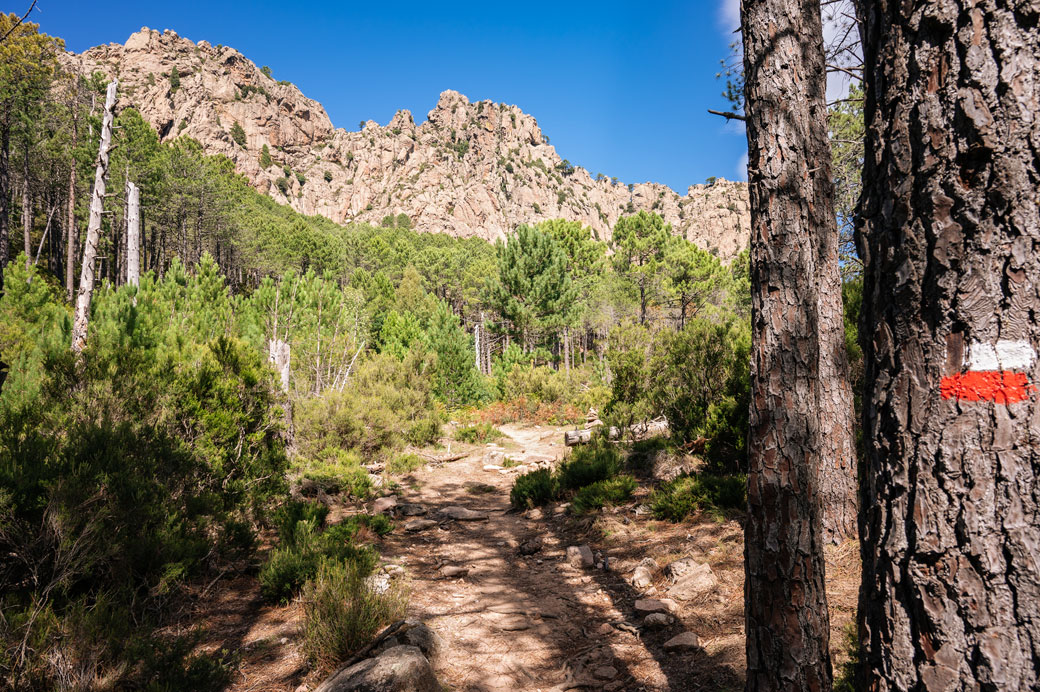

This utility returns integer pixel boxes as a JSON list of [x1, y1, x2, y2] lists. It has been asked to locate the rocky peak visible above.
[[63, 30, 750, 257]]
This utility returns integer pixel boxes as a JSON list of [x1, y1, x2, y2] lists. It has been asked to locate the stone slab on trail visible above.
[[313, 645, 439, 692], [436, 506, 490, 521]]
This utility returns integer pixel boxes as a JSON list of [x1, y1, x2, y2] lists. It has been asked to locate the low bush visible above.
[[454, 422, 502, 444], [301, 558, 407, 671], [557, 442, 623, 491], [570, 475, 637, 514], [648, 473, 746, 522], [259, 514, 379, 603], [387, 453, 424, 475], [294, 448, 373, 499], [294, 351, 441, 463], [510, 468, 558, 509]]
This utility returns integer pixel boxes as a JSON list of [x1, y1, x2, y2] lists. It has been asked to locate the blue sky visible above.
[[31, 0, 749, 193]]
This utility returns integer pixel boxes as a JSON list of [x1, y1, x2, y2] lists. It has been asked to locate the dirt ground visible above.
[[181, 423, 860, 691]]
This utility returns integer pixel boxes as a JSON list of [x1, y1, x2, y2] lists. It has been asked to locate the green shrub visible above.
[[275, 176, 290, 195], [230, 121, 246, 147], [570, 475, 637, 514], [259, 520, 378, 603], [323, 169, 333, 182], [510, 468, 558, 509], [649, 473, 746, 522], [295, 171, 306, 186], [169, 66, 180, 91], [296, 448, 373, 499], [557, 442, 622, 491], [387, 453, 424, 475], [454, 422, 502, 444], [272, 499, 329, 544], [260, 144, 272, 168], [301, 558, 407, 670]]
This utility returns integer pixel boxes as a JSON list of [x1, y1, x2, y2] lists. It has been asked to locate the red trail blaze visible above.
[[940, 371, 1035, 404]]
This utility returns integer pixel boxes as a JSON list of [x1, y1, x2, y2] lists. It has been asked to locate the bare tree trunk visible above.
[[65, 130, 78, 301], [857, 1, 1040, 689], [126, 181, 140, 288], [741, 0, 834, 690], [22, 151, 30, 269], [71, 80, 117, 353], [0, 118, 10, 290]]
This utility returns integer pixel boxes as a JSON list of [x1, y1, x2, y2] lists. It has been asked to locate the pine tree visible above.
[[611, 211, 670, 324], [858, 1, 1040, 688]]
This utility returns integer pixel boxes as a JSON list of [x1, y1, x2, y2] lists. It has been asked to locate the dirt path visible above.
[[187, 423, 857, 691], [377, 424, 748, 691]]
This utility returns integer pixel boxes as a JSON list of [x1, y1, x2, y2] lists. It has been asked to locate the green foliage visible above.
[[557, 442, 623, 491], [649, 473, 746, 522], [296, 171, 306, 186], [0, 260, 287, 688], [454, 423, 502, 444], [396, 213, 411, 229], [488, 224, 576, 346], [259, 516, 378, 603], [510, 468, 558, 509], [301, 558, 407, 670], [294, 351, 440, 463], [169, 65, 180, 91], [612, 211, 671, 323], [260, 143, 272, 168], [295, 448, 373, 499], [387, 453, 424, 475], [571, 475, 637, 514], [324, 169, 333, 182], [260, 65, 272, 78], [833, 622, 861, 692], [230, 121, 246, 146], [427, 301, 482, 408]]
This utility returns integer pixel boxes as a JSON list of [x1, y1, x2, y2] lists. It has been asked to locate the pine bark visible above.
[[857, 1, 1040, 689], [741, 0, 834, 689], [71, 79, 117, 353]]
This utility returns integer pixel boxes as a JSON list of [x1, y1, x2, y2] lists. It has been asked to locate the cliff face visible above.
[[65, 28, 750, 257]]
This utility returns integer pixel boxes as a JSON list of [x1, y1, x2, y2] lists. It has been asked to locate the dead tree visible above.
[[857, 1, 1040, 689], [71, 79, 116, 353], [741, 0, 835, 689], [126, 181, 140, 288]]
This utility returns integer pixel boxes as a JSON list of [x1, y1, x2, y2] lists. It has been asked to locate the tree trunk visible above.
[[126, 181, 140, 288], [65, 131, 78, 301], [71, 80, 117, 353], [22, 151, 31, 270], [856, 2, 1040, 689], [0, 119, 10, 291], [741, 0, 834, 690]]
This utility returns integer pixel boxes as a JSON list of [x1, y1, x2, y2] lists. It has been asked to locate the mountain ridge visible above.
[[63, 27, 749, 256]]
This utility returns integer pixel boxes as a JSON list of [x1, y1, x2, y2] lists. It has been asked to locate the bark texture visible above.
[[0, 119, 9, 291], [71, 79, 116, 353], [741, 0, 835, 689], [857, 1, 1040, 690], [126, 181, 140, 287], [65, 117, 78, 301]]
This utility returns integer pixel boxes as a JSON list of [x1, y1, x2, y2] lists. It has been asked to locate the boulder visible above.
[[404, 519, 437, 532], [400, 620, 445, 664], [630, 557, 657, 589], [312, 645, 439, 692], [642, 613, 674, 629], [633, 598, 677, 615], [398, 504, 427, 516], [566, 545, 594, 568], [436, 506, 489, 522], [438, 565, 469, 578], [663, 632, 701, 652], [372, 495, 397, 514], [664, 559, 718, 601]]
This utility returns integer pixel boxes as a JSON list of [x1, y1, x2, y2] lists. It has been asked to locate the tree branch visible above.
[[707, 109, 747, 122], [0, 0, 39, 45]]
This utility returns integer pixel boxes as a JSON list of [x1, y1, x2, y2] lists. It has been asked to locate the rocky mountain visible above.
[[64, 28, 750, 257]]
